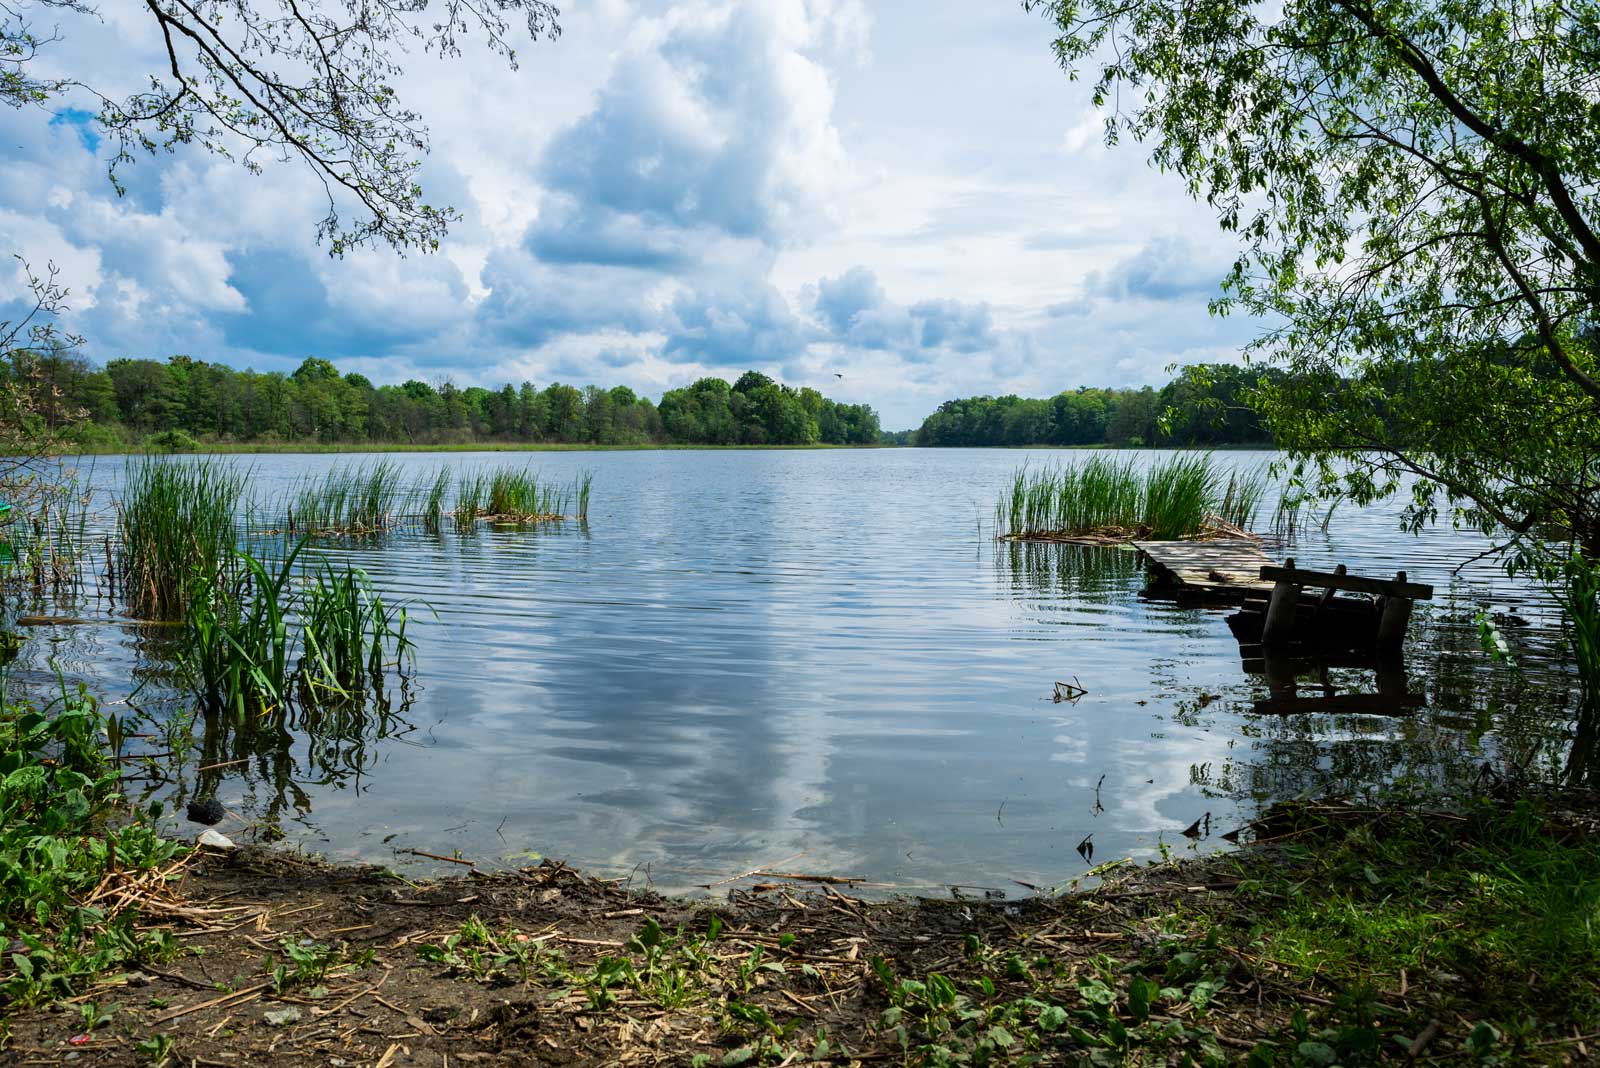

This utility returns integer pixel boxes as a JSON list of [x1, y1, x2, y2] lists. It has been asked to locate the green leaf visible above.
[[1037, 1004, 1068, 1032]]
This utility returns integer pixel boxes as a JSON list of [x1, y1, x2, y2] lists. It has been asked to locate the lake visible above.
[[9, 448, 1587, 894]]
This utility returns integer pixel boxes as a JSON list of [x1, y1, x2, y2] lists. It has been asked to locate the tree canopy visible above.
[[19, 350, 880, 449], [1029, 0, 1600, 557], [912, 364, 1274, 448]]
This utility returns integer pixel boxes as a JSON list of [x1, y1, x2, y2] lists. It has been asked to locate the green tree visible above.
[[1028, 0, 1600, 553], [1030, 0, 1600, 777]]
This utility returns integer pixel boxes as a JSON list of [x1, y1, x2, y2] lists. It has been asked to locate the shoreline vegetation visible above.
[[3, 687, 1597, 1065], [22, 348, 1283, 453]]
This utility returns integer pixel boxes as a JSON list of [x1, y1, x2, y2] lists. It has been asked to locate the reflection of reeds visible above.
[[997, 454, 1268, 541], [998, 539, 1142, 596], [117, 457, 243, 619]]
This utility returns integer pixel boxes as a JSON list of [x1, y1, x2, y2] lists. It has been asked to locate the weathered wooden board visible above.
[[1259, 564, 1434, 600], [1133, 540, 1277, 601]]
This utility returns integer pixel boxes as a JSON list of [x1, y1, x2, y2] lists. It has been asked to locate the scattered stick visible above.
[[1053, 678, 1088, 703], [149, 981, 273, 1024], [401, 849, 476, 867], [749, 871, 863, 885], [1406, 1019, 1441, 1060]]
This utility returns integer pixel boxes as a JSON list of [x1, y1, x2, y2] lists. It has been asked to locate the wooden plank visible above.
[[1259, 565, 1433, 600], [1133, 540, 1276, 597]]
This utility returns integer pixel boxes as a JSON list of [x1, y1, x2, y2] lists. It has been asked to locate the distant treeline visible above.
[[910, 365, 1276, 447], [19, 351, 881, 448]]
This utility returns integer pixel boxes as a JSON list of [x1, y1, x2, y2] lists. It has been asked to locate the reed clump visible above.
[[0, 471, 92, 595], [996, 455, 1269, 542], [453, 466, 591, 528], [419, 467, 451, 533], [185, 540, 415, 721], [287, 459, 406, 535], [116, 457, 244, 619]]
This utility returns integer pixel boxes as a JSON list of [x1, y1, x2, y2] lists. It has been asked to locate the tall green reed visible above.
[[288, 459, 405, 534], [997, 453, 1267, 540], [454, 471, 488, 533], [1140, 454, 1217, 540], [117, 457, 243, 619], [298, 561, 414, 706], [0, 472, 92, 595], [184, 539, 417, 722], [418, 468, 451, 533], [185, 544, 297, 718]]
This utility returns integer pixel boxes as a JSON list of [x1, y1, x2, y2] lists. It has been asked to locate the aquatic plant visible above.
[[451, 466, 591, 527], [1215, 467, 1268, 531], [288, 459, 406, 535], [454, 471, 488, 533], [997, 454, 1268, 541], [1139, 454, 1218, 540], [576, 471, 592, 520], [298, 560, 415, 705], [485, 467, 573, 519], [417, 467, 452, 533], [186, 545, 298, 718], [116, 457, 243, 619], [184, 540, 417, 722], [0, 471, 92, 595]]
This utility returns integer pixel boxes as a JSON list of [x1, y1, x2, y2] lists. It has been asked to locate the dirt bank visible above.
[[5, 797, 1599, 1066]]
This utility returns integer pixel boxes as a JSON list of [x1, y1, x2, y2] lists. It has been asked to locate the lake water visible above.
[[9, 449, 1588, 894]]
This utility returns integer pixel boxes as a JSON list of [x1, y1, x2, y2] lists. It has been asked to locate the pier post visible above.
[[1261, 556, 1302, 649], [1376, 570, 1413, 652]]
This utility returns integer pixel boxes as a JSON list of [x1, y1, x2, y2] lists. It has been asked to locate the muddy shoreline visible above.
[[10, 794, 1598, 1067]]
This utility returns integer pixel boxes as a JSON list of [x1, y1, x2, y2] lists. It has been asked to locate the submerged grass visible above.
[[116, 456, 243, 619], [996, 454, 1269, 541]]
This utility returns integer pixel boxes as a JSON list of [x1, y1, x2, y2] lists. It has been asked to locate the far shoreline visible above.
[[59, 441, 1279, 456]]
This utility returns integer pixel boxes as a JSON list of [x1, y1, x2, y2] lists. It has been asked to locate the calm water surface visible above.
[[13, 449, 1587, 894]]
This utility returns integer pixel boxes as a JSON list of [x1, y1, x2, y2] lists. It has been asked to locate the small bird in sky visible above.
[[834, 372, 844, 379]]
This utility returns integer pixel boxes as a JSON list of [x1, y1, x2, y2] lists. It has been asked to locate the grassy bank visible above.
[[3, 693, 1597, 1068]]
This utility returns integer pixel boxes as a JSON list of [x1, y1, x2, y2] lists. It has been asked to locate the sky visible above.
[[0, 0, 1259, 429]]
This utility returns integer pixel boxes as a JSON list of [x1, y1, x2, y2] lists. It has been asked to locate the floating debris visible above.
[[1053, 678, 1088, 703]]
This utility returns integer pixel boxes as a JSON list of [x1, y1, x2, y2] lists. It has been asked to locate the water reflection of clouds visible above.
[[30, 449, 1593, 892]]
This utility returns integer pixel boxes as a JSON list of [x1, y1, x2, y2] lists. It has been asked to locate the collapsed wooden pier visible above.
[[1134, 540, 1438, 715], [1134, 543, 1434, 654]]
